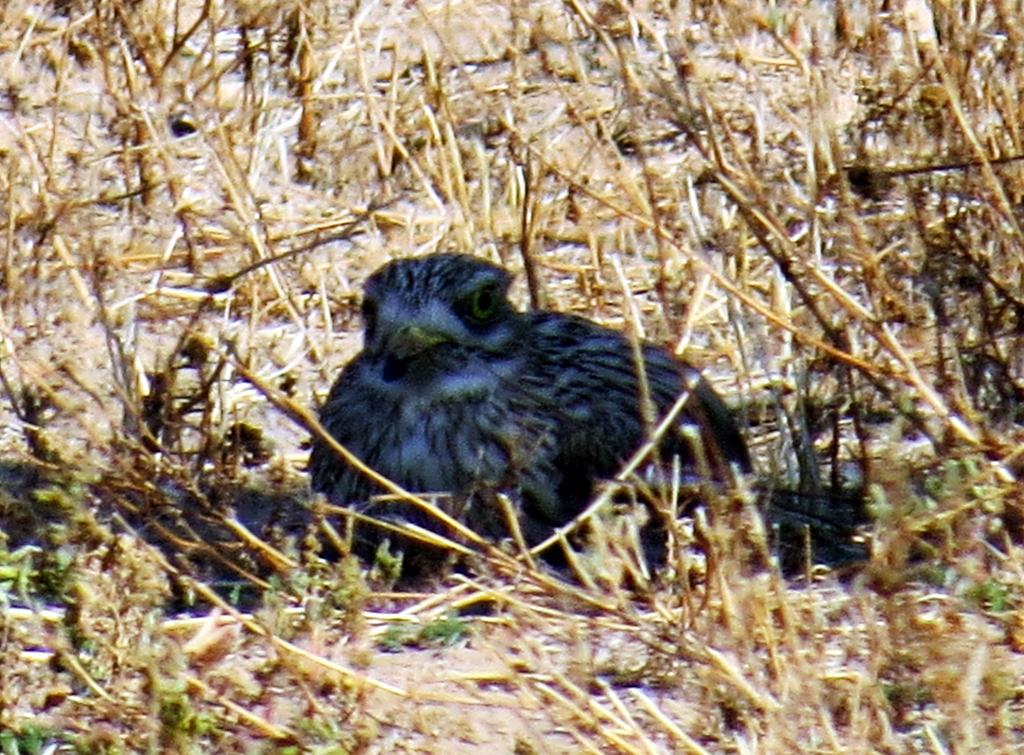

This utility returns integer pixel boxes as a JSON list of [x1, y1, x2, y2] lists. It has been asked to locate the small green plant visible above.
[[377, 624, 415, 651], [369, 541, 403, 587], [0, 544, 41, 603], [0, 725, 56, 755], [963, 579, 1010, 613], [376, 612, 468, 651], [417, 612, 468, 647], [155, 680, 218, 749]]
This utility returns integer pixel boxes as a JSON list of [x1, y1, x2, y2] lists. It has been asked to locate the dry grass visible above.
[[2, 0, 1024, 751]]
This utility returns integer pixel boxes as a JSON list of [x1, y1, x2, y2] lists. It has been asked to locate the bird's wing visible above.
[[522, 312, 749, 500]]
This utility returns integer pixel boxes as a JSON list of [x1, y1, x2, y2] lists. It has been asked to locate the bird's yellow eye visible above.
[[464, 282, 500, 323]]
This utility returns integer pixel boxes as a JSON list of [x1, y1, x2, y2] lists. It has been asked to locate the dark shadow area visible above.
[[0, 455, 873, 611]]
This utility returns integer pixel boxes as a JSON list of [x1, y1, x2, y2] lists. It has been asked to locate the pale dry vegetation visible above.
[[2, 0, 1024, 752]]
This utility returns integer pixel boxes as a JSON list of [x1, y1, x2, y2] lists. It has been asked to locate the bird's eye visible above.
[[463, 282, 500, 323], [361, 297, 378, 336]]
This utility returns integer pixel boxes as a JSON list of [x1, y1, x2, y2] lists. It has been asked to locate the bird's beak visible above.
[[385, 324, 449, 359]]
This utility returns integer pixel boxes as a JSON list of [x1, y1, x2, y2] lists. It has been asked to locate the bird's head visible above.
[[358, 254, 525, 389]]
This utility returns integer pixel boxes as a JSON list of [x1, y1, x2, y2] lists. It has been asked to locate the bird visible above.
[[309, 253, 751, 575]]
